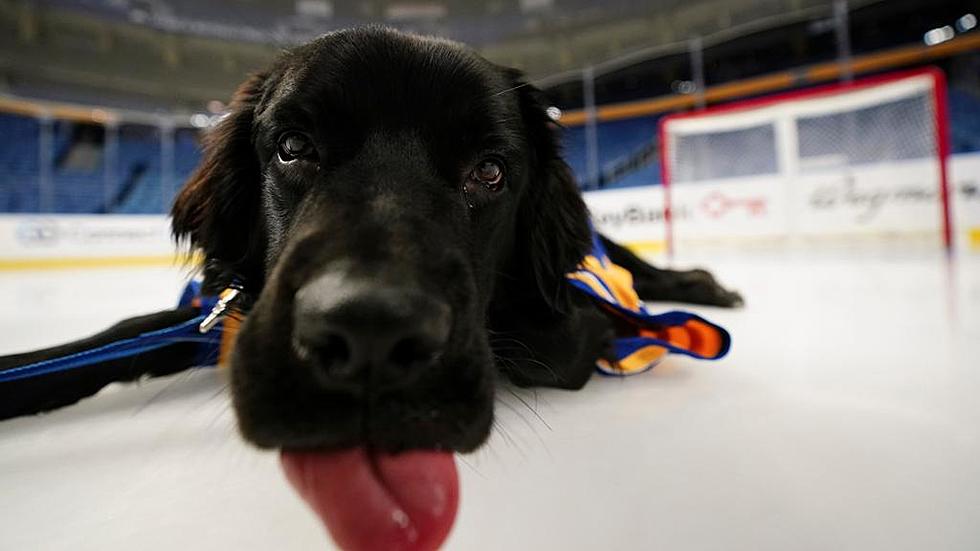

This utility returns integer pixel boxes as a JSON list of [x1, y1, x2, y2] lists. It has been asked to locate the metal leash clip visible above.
[[199, 282, 245, 334]]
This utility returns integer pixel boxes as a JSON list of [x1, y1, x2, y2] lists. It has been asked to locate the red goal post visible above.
[[659, 67, 952, 254]]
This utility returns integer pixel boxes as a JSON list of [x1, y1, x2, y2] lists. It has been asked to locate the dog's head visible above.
[[172, 27, 591, 454]]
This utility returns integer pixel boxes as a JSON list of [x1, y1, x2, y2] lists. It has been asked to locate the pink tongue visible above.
[[280, 449, 459, 551]]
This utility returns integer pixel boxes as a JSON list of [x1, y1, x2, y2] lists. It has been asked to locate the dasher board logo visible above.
[[699, 191, 768, 219], [14, 219, 59, 247], [593, 204, 668, 229], [807, 175, 937, 225], [12, 218, 165, 249]]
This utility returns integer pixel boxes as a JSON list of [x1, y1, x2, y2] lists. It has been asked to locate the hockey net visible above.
[[659, 68, 951, 253]]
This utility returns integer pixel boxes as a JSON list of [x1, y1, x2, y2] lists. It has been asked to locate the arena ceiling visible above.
[[0, 0, 882, 112]]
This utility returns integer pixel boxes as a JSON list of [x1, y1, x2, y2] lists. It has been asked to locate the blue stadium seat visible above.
[[949, 88, 980, 155], [0, 113, 42, 212], [0, 115, 204, 214]]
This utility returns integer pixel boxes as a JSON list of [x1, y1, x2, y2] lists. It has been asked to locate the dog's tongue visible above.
[[280, 449, 458, 551]]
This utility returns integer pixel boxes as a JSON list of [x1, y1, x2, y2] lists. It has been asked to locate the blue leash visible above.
[[0, 316, 211, 383], [0, 280, 230, 384]]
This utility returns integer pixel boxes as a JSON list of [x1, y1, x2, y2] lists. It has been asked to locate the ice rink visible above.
[[1, 249, 978, 551]]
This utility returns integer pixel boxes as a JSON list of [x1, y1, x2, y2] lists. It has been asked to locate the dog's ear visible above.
[[172, 72, 268, 290], [510, 73, 592, 311]]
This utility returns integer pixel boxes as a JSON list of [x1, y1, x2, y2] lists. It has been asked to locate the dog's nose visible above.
[[292, 273, 451, 387]]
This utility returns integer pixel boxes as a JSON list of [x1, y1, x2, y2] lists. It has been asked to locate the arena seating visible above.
[[0, 114, 201, 214], [0, 113, 41, 213], [950, 88, 980, 154], [2, 86, 980, 213]]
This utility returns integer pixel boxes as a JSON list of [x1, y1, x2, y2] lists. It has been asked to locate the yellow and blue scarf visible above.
[[566, 233, 730, 375]]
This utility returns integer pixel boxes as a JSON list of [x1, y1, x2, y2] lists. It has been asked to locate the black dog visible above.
[[169, 26, 741, 455]]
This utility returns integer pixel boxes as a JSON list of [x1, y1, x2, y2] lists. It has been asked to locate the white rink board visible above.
[[669, 175, 787, 242], [0, 152, 976, 266], [585, 153, 980, 252], [0, 215, 175, 259], [794, 158, 943, 238], [950, 152, 980, 250], [583, 185, 666, 248]]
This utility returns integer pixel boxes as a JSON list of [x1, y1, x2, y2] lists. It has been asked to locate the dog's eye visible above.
[[468, 160, 504, 191], [277, 132, 316, 163]]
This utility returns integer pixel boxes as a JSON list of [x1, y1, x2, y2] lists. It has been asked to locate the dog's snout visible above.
[[293, 273, 451, 386]]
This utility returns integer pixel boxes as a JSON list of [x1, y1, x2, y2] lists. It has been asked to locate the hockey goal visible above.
[[659, 67, 952, 253]]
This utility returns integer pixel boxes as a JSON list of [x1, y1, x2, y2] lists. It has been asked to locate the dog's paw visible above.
[[718, 288, 745, 308], [680, 269, 745, 308]]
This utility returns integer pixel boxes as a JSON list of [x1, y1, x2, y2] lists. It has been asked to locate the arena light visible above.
[[923, 25, 955, 46], [190, 113, 211, 128], [671, 80, 697, 94], [295, 0, 333, 19], [519, 0, 553, 12], [956, 13, 977, 32], [385, 3, 447, 20]]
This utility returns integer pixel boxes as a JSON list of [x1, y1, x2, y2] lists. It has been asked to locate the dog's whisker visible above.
[[490, 417, 529, 459], [132, 367, 199, 415], [490, 347, 538, 359], [505, 386, 552, 431], [491, 354, 524, 378], [495, 395, 544, 435], [454, 454, 487, 479], [494, 397, 552, 459], [490, 81, 532, 97], [205, 381, 230, 403], [489, 340, 535, 354], [204, 399, 233, 430], [495, 351, 563, 384], [490, 417, 521, 451], [489, 335, 538, 357]]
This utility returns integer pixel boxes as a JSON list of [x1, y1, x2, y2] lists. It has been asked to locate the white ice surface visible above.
[[1, 251, 978, 551]]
